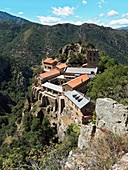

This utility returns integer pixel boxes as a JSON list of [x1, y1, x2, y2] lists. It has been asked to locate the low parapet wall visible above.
[[32, 86, 63, 113]]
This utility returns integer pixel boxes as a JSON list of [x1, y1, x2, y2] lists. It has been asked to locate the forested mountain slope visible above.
[[0, 18, 128, 65], [0, 11, 30, 24], [0, 12, 128, 169]]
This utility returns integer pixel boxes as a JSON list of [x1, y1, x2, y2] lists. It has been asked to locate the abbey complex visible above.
[[32, 49, 99, 124], [0, 10, 128, 169]]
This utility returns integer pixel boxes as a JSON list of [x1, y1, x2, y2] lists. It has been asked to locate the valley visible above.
[[0, 11, 128, 169]]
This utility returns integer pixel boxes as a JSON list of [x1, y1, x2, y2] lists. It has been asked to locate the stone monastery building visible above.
[[32, 49, 99, 124]]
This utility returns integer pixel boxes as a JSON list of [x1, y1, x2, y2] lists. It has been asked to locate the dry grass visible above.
[[73, 130, 128, 170], [88, 131, 128, 169], [62, 115, 74, 126]]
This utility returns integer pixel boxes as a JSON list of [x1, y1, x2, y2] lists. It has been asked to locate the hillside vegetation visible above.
[[0, 41, 128, 168], [0, 12, 128, 169], [0, 21, 128, 65], [87, 64, 128, 105], [0, 11, 30, 24]]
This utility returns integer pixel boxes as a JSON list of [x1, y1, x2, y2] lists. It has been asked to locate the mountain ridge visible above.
[[0, 11, 30, 24], [0, 11, 128, 65], [117, 26, 128, 30], [0, 11, 128, 170]]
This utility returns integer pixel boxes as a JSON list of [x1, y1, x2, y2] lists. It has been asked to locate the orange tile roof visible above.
[[65, 74, 89, 88], [43, 58, 57, 64], [40, 69, 60, 79], [56, 63, 67, 69]]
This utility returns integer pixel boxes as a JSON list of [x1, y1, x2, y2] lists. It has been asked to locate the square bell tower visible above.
[[87, 49, 99, 68]]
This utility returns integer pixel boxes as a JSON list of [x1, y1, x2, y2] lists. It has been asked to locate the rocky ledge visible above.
[[65, 98, 128, 170], [96, 98, 128, 134]]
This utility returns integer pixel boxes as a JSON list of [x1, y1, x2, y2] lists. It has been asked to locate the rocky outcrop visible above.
[[78, 123, 96, 149], [65, 150, 87, 170], [64, 98, 128, 170], [57, 106, 74, 141], [96, 98, 128, 134], [112, 153, 128, 170], [62, 43, 83, 56], [61, 43, 86, 64], [66, 97, 128, 151]]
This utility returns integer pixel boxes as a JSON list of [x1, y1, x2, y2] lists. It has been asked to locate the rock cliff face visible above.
[[61, 43, 84, 56], [78, 124, 96, 149], [112, 153, 128, 170], [57, 106, 74, 141], [60, 43, 86, 64], [96, 98, 128, 134], [65, 98, 128, 170], [77, 98, 128, 150]]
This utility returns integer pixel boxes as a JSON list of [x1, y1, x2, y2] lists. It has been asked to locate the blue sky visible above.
[[0, 0, 128, 28]]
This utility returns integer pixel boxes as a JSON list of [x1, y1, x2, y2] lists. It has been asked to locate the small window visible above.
[[91, 71, 94, 74], [90, 58, 92, 61], [93, 58, 95, 61]]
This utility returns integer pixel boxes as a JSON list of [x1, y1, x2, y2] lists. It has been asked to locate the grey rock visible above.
[[96, 98, 128, 134], [57, 121, 66, 141], [78, 124, 96, 149], [112, 153, 128, 170]]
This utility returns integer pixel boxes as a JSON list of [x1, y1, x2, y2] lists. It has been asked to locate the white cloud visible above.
[[37, 16, 61, 25], [122, 13, 128, 19], [18, 12, 24, 15], [72, 21, 84, 25], [86, 18, 101, 25], [107, 10, 118, 17], [37, 15, 85, 26], [75, 15, 82, 19], [37, 15, 127, 29], [108, 18, 128, 28], [98, 0, 105, 8], [82, 0, 87, 5], [52, 6, 75, 17], [99, 13, 104, 17]]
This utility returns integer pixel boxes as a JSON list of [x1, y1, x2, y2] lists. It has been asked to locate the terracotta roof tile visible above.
[[40, 69, 60, 79], [43, 58, 57, 64], [56, 63, 67, 69], [65, 74, 89, 88]]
